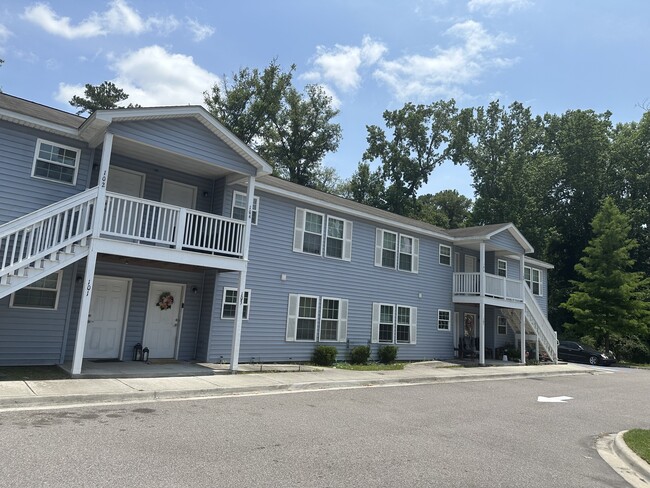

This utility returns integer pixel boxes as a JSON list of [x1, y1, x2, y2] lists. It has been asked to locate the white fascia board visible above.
[[0, 109, 80, 137], [255, 182, 453, 242], [523, 256, 554, 269], [85, 106, 273, 176]]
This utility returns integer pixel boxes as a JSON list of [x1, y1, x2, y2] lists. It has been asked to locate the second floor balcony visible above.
[[453, 272, 524, 304]]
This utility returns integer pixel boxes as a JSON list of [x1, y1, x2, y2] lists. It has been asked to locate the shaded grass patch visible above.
[[624, 429, 650, 464], [0, 366, 68, 381], [333, 362, 406, 371]]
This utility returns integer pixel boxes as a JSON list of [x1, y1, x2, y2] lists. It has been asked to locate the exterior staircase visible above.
[[503, 285, 558, 363], [0, 188, 97, 299]]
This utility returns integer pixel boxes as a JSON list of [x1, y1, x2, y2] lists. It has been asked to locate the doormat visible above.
[[91, 359, 121, 363]]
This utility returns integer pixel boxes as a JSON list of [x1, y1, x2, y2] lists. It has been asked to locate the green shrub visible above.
[[349, 345, 370, 365], [312, 345, 338, 366], [610, 335, 650, 364], [378, 345, 398, 364]]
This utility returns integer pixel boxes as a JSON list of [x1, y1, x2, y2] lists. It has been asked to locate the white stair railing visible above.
[[523, 286, 558, 363], [1, 188, 97, 278]]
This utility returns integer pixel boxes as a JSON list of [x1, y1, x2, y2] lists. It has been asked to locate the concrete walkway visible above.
[[0, 361, 592, 410]]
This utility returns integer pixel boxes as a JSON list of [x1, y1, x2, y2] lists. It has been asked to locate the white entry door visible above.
[[85, 277, 130, 358], [465, 255, 477, 272], [107, 167, 145, 197], [142, 282, 185, 359], [161, 180, 197, 209]]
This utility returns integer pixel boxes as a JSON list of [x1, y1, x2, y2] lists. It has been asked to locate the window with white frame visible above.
[[524, 266, 541, 296], [286, 294, 348, 342], [372, 303, 417, 344], [293, 209, 352, 260], [231, 191, 259, 225], [31, 139, 80, 185], [10, 272, 62, 309], [221, 287, 250, 320], [438, 310, 451, 330], [497, 316, 508, 335], [375, 229, 419, 272], [497, 259, 507, 277], [439, 244, 452, 266]]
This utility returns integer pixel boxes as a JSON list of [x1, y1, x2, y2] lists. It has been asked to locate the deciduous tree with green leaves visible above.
[[561, 197, 650, 351], [416, 190, 472, 228], [69, 81, 131, 115]]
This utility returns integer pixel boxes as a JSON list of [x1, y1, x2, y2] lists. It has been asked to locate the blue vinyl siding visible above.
[[195, 270, 217, 361], [208, 187, 457, 363], [0, 267, 75, 365], [64, 259, 206, 362], [490, 230, 526, 254], [108, 119, 256, 176], [0, 121, 91, 225]]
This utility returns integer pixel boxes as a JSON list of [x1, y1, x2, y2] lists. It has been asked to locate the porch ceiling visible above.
[[111, 136, 231, 179], [455, 240, 510, 253]]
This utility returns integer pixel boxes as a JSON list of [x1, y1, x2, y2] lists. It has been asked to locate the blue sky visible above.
[[1, 0, 648, 198]]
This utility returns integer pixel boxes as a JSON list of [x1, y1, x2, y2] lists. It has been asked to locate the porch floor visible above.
[[59, 360, 319, 378]]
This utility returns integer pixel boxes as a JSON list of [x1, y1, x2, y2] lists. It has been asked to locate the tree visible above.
[[561, 198, 650, 351], [69, 81, 131, 115], [416, 190, 472, 228], [204, 60, 294, 147], [258, 84, 341, 188], [363, 100, 458, 217], [205, 62, 341, 189], [342, 162, 386, 208]]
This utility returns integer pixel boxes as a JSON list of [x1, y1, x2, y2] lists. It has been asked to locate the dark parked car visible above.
[[557, 341, 616, 365]]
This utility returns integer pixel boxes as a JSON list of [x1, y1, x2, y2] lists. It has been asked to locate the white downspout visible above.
[[478, 241, 485, 364], [71, 132, 113, 375], [229, 175, 255, 373]]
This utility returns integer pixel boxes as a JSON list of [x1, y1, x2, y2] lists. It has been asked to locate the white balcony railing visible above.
[[102, 192, 245, 257], [453, 272, 523, 302]]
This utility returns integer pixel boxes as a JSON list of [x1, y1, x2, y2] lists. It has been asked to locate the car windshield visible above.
[[581, 344, 600, 353]]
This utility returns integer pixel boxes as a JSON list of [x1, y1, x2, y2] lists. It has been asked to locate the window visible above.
[[438, 310, 451, 331], [221, 287, 250, 320], [439, 244, 452, 266], [497, 259, 507, 277], [294, 209, 352, 260], [524, 266, 541, 296], [325, 217, 344, 259], [10, 272, 62, 309], [286, 294, 348, 342], [497, 316, 508, 335], [372, 303, 417, 344], [232, 191, 259, 225], [31, 139, 80, 185], [375, 229, 419, 272]]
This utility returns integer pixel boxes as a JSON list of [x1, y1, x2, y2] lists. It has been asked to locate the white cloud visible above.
[[186, 18, 215, 42], [306, 36, 388, 93], [373, 20, 516, 101], [22, 0, 181, 39], [0, 23, 11, 42], [55, 45, 219, 107], [467, 0, 532, 15]]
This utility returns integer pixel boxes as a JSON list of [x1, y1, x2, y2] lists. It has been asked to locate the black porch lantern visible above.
[[142, 347, 150, 362], [133, 343, 143, 361]]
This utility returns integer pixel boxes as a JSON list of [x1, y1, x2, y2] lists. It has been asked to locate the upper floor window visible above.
[[232, 191, 259, 225], [524, 266, 541, 296], [375, 229, 419, 273], [293, 208, 352, 261], [439, 244, 452, 266], [32, 139, 80, 185], [497, 259, 507, 277], [10, 271, 62, 309], [285, 294, 348, 342]]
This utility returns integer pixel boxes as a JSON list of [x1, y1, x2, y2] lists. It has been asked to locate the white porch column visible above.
[[71, 133, 113, 375], [520, 253, 526, 364], [479, 241, 486, 365], [229, 175, 255, 373]]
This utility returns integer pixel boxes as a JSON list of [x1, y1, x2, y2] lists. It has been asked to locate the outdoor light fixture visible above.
[[142, 347, 150, 362], [192, 287, 199, 294]]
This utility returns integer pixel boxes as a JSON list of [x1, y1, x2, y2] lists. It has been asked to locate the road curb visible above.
[[614, 431, 650, 481], [0, 368, 591, 410]]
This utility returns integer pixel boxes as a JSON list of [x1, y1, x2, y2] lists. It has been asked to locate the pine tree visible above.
[[561, 198, 650, 350]]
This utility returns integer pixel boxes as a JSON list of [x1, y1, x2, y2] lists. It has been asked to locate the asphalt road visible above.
[[1, 366, 648, 487]]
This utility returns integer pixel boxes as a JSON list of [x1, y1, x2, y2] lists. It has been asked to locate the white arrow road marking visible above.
[[537, 395, 574, 403]]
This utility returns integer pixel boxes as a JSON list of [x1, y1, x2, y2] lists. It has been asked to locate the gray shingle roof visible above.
[[0, 93, 84, 129]]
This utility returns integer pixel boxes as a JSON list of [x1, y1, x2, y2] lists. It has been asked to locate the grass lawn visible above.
[[0, 366, 68, 381], [333, 362, 406, 371], [624, 429, 650, 464]]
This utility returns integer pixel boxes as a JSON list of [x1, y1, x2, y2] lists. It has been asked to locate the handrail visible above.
[[0, 187, 99, 237], [454, 272, 523, 302], [524, 285, 558, 362]]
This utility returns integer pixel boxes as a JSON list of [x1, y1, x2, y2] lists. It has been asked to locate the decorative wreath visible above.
[[157, 292, 174, 310]]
